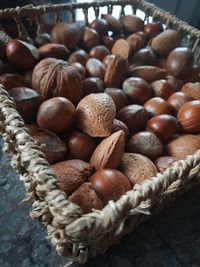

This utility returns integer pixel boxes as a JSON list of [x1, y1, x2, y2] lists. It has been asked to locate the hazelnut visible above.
[[65, 131, 96, 161], [32, 58, 82, 105], [120, 15, 144, 34], [177, 100, 200, 134], [68, 49, 89, 66], [167, 92, 193, 113], [70, 62, 86, 79], [146, 114, 179, 142], [144, 22, 163, 39], [82, 77, 104, 96], [119, 153, 157, 185], [151, 79, 175, 100], [105, 87, 128, 111], [144, 97, 173, 116], [122, 77, 151, 104], [101, 35, 115, 50], [38, 43, 70, 60], [154, 156, 176, 173], [165, 134, 200, 160], [111, 119, 129, 139], [81, 27, 100, 51], [130, 66, 167, 83], [69, 182, 103, 213], [76, 93, 116, 137], [90, 18, 109, 37], [9, 87, 42, 123], [89, 45, 110, 61], [32, 130, 67, 164], [90, 130, 125, 170], [51, 159, 93, 195], [101, 14, 123, 34], [6, 39, 39, 70], [89, 169, 131, 204], [181, 82, 200, 100], [117, 104, 149, 134], [126, 33, 142, 54], [0, 73, 29, 90], [37, 97, 76, 134], [131, 46, 156, 66], [165, 75, 183, 91], [127, 131, 163, 160], [50, 22, 83, 49], [86, 58, 105, 80]]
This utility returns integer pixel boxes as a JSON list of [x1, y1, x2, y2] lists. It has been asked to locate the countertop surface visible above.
[[1, 138, 200, 267]]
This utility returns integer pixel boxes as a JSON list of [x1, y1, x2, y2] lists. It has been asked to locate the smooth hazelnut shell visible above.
[[82, 27, 100, 51], [82, 77, 104, 96], [101, 35, 115, 50], [151, 79, 175, 100], [165, 75, 183, 91], [181, 82, 200, 100], [37, 97, 76, 134], [166, 47, 194, 78], [131, 46, 157, 66], [70, 62, 86, 79], [38, 43, 70, 60], [32, 130, 67, 164], [90, 130, 125, 170], [144, 22, 163, 39], [51, 159, 93, 195], [68, 49, 89, 66], [9, 87, 43, 123], [69, 182, 103, 213], [165, 134, 200, 160], [122, 77, 151, 104], [167, 92, 193, 113], [86, 58, 105, 80], [101, 14, 123, 34], [65, 131, 96, 161], [89, 169, 131, 204], [177, 100, 200, 133], [6, 39, 39, 70], [111, 119, 129, 139], [144, 97, 173, 116], [127, 131, 163, 160], [105, 87, 128, 111], [76, 93, 116, 137], [89, 45, 110, 61], [146, 114, 179, 142], [117, 104, 149, 134], [154, 156, 176, 173], [126, 34, 142, 54], [0, 73, 29, 90], [90, 18, 109, 37], [130, 66, 167, 83], [120, 15, 144, 34], [119, 153, 157, 185]]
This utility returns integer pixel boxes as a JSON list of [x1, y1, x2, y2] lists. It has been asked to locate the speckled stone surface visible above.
[[1, 137, 200, 267]]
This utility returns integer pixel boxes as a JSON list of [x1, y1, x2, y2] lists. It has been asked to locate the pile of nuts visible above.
[[0, 13, 200, 214]]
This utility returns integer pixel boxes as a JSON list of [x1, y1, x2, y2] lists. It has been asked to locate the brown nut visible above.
[[104, 54, 129, 88], [86, 58, 105, 80], [151, 30, 181, 56], [117, 104, 149, 134], [69, 182, 103, 213], [126, 33, 142, 54], [89, 169, 131, 204], [6, 39, 39, 70], [0, 60, 16, 75], [144, 22, 163, 39], [50, 22, 83, 49], [181, 82, 200, 100], [32, 130, 67, 164], [165, 75, 183, 92], [127, 131, 163, 160], [9, 87, 42, 123], [76, 93, 116, 137], [32, 58, 82, 105], [101, 14, 123, 34], [89, 45, 110, 61], [154, 156, 176, 173], [90, 130, 125, 170], [82, 27, 100, 51], [101, 35, 115, 50], [102, 54, 116, 67], [130, 66, 167, 83], [144, 97, 173, 116], [38, 43, 70, 60], [65, 131, 96, 161], [51, 159, 93, 195], [151, 79, 175, 100], [167, 92, 193, 113], [68, 49, 89, 66], [70, 62, 86, 79], [120, 15, 144, 34], [111, 119, 129, 139], [90, 18, 109, 37], [37, 97, 76, 134], [0, 73, 29, 90], [111, 39, 132, 60], [82, 77, 104, 96], [165, 134, 200, 160], [131, 46, 157, 66], [104, 87, 128, 112], [119, 153, 157, 185]]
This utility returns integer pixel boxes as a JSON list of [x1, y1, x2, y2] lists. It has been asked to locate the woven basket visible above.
[[0, 0, 200, 263]]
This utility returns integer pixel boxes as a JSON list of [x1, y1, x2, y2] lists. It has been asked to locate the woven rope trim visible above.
[[0, 0, 199, 38]]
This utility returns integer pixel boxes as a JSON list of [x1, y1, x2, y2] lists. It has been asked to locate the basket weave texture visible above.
[[0, 0, 200, 263]]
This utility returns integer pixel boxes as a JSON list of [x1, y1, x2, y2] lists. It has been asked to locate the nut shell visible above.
[[130, 66, 167, 83], [38, 43, 70, 60], [144, 97, 173, 116], [86, 58, 105, 80], [0, 73, 29, 90], [181, 82, 200, 100], [105, 87, 128, 112], [90, 130, 125, 170], [154, 156, 176, 173], [76, 93, 116, 137], [120, 15, 144, 34]]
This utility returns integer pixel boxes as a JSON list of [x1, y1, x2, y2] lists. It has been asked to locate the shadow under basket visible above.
[[0, 0, 200, 263]]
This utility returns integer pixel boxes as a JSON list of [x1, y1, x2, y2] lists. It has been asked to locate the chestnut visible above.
[[9, 87, 42, 123], [70, 62, 86, 79], [151, 79, 175, 100], [165, 75, 183, 91], [68, 49, 89, 66], [111, 119, 129, 139], [89, 169, 131, 204], [86, 58, 105, 80], [65, 131, 96, 161], [111, 39, 132, 60], [101, 14, 123, 34], [102, 54, 116, 67], [122, 77, 151, 104], [126, 34, 142, 54], [0, 73, 29, 90], [130, 46, 157, 66], [51, 159, 93, 195], [32, 130, 67, 164], [120, 15, 144, 34], [181, 82, 200, 100], [144, 22, 163, 39], [90, 18, 109, 37], [117, 104, 149, 134], [82, 27, 100, 51], [167, 92, 193, 113], [89, 45, 110, 61], [177, 100, 200, 134], [38, 43, 70, 60], [154, 156, 176, 173], [144, 97, 173, 116], [105, 87, 128, 112], [82, 77, 104, 96], [127, 131, 163, 160], [0, 60, 16, 75], [34, 33, 50, 47], [6, 39, 39, 70], [146, 114, 179, 142], [37, 97, 76, 134], [101, 35, 115, 51]]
